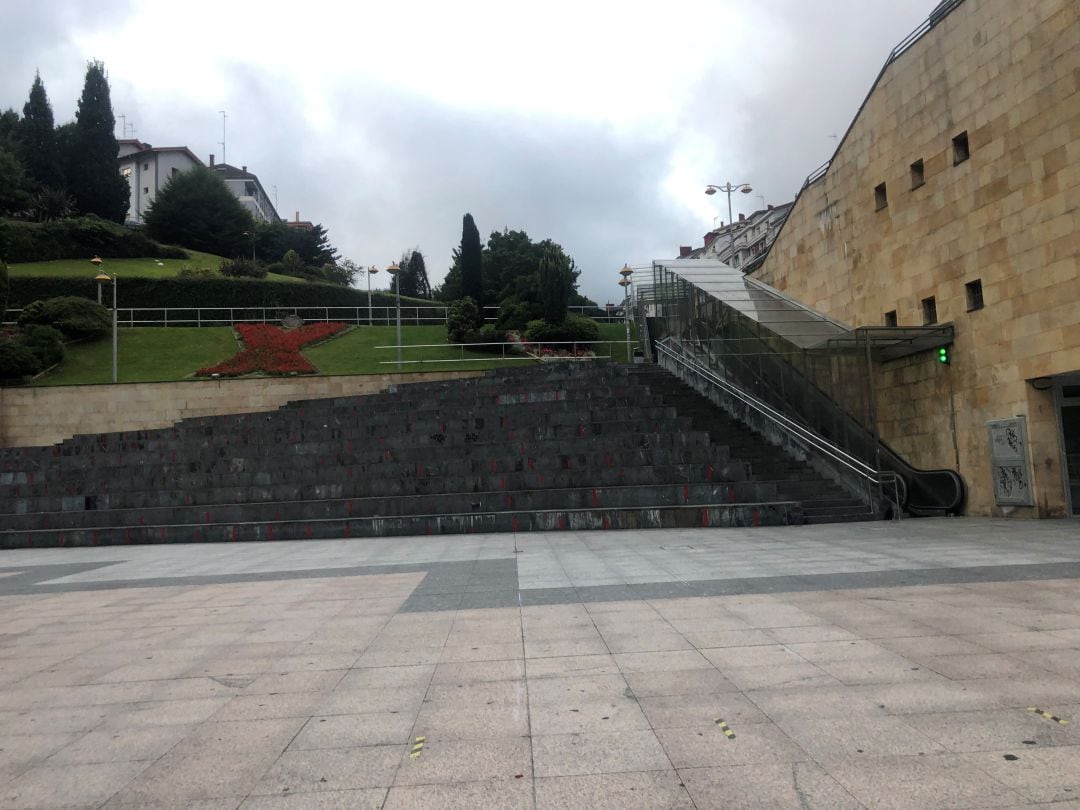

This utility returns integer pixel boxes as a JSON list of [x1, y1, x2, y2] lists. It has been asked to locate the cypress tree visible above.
[[20, 72, 64, 191], [67, 61, 129, 222], [459, 213, 483, 324]]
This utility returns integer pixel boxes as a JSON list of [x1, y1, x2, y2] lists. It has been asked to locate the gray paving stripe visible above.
[[5, 557, 1080, 611]]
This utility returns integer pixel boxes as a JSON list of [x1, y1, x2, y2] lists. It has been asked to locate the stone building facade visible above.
[[753, 0, 1080, 517]]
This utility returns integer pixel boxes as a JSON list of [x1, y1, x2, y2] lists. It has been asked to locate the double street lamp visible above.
[[704, 182, 753, 268], [385, 261, 402, 369], [91, 256, 118, 384]]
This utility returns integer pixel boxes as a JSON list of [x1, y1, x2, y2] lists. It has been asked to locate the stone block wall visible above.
[[0, 371, 483, 449], [754, 0, 1080, 516]]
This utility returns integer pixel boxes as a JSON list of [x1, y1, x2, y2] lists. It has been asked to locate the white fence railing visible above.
[[2, 304, 624, 327]]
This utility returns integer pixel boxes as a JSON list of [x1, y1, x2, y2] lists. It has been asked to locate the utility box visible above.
[[987, 416, 1034, 506]]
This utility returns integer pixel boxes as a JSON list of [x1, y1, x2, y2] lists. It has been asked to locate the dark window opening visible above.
[[922, 296, 938, 325], [965, 279, 984, 311], [874, 182, 888, 210], [953, 131, 969, 164], [910, 159, 925, 189], [884, 310, 898, 327]]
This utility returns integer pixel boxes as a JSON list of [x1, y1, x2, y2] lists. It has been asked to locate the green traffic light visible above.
[[938, 347, 949, 364]]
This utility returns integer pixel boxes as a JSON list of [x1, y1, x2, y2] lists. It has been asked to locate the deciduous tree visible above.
[[144, 167, 254, 256]]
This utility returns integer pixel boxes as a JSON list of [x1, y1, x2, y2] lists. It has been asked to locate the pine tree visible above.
[[144, 167, 255, 256], [539, 245, 570, 324], [19, 72, 64, 191], [67, 61, 129, 222], [398, 250, 431, 299], [459, 213, 483, 324]]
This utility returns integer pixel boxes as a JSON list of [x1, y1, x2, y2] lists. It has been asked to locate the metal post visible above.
[[111, 274, 118, 384], [395, 272, 402, 369], [727, 188, 735, 264]]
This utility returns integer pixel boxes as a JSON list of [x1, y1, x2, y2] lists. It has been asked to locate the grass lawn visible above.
[[304, 326, 534, 374], [26, 320, 642, 385], [8, 252, 303, 283], [34, 327, 239, 386]]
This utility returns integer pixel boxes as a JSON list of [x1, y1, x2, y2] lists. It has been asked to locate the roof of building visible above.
[[118, 142, 205, 167], [211, 163, 260, 180]]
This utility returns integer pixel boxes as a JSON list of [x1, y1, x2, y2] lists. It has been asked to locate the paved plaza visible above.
[[2, 518, 1080, 808]]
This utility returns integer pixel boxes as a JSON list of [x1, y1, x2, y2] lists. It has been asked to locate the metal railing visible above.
[[3, 304, 624, 328], [656, 338, 902, 518]]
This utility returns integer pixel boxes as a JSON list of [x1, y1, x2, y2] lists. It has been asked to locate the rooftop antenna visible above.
[[118, 114, 127, 139], [218, 110, 227, 165], [756, 194, 766, 210]]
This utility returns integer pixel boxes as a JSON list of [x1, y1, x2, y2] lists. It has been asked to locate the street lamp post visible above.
[[618, 264, 633, 364], [386, 262, 402, 369], [366, 265, 379, 325], [705, 182, 753, 268], [242, 231, 256, 261], [94, 262, 117, 384], [91, 255, 103, 305]]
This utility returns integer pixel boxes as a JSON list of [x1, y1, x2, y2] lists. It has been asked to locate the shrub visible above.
[[20, 325, 64, 368], [0, 215, 188, 263], [178, 264, 214, 278], [18, 296, 111, 339], [495, 299, 543, 332], [219, 257, 267, 279], [0, 341, 42, 382], [446, 297, 480, 344], [0, 261, 8, 324], [524, 313, 600, 347]]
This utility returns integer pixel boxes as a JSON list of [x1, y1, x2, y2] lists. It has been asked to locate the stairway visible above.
[[0, 362, 879, 549], [627, 365, 876, 524]]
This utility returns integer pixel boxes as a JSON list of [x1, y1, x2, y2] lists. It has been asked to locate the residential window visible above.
[[143, 162, 149, 170], [874, 182, 888, 210], [965, 279, 984, 311], [953, 131, 969, 164], [884, 310, 898, 327], [910, 159, 925, 189], [143, 187, 149, 195], [922, 296, 938, 325]]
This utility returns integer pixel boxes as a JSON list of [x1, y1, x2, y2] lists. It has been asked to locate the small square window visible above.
[[910, 159, 925, 189], [965, 279, 984, 311], [953, 131, 969, 164], [143, 162, 149, 170], [884, 310, 898, 327], [142, 187, 149, 194], [874, 182, 888, 210], [922, 296, 938, 325]]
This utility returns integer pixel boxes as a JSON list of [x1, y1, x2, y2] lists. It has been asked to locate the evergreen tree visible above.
[[398, 250, 431, 299], [144, 166, 255, 256], [539, 244, 571, 324], [0, 145, 31, 214], [459, 213, 483, 324], [0, 109, 20, 149], [67, 61, 129, 222], [19, 72, 64, 191]]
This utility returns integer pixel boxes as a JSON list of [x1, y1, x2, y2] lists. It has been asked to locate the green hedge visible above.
[[0, 216, 188, 263], [8, 275, 440, 313]]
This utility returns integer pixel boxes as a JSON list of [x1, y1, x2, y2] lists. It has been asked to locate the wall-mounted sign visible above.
[[987, 416, 1034, 506]]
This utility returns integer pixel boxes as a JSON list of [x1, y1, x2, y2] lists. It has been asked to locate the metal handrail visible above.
[[656, 338, 902, 517]]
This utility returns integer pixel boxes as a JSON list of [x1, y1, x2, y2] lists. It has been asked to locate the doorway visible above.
[[1058, 379, 1080, 517]]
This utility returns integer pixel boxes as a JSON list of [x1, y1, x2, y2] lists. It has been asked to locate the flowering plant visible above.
[[196, 322, 348, 377]]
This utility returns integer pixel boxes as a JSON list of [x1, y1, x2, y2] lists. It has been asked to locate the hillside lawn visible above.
[[31, 322, 639, 386], [7, 252, 304, 283]]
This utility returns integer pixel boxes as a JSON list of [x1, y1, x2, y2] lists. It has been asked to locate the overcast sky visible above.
[[1, 0, 933, 304]]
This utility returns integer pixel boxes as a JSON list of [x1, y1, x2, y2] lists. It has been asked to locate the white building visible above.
[[117, 139, 204, 225], [208, 157, 280, 224], [680, 203, 794, 273]]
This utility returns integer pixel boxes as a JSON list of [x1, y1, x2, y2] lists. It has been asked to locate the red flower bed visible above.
[[197, 322, 348, 377]]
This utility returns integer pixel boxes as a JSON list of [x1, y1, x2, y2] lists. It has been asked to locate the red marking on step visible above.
[[528, 458, 535, 470], [500, 478, 506, 490], [427, 524, 433, 535], [592, 489, 599, 507], [344, 522, 350, 537], [347, 500, 354, 516], [92, 530, 98, 545], [508, 430, 515, 440], [125, 528, 132, 544], [290, 433, 297, 444], [417, 463, 424, 478], [58, 534, 66, 546], [512, 516, 519, 532], [232, 526, 239, 541], [385, 449, 392, 461], [160, 528, 165, 542], [558, 515, 566, 530], [501, 415, 508, 429], [490, 459, 498, 473], [684, 485, 690, 504], [275, 511, 282, 521], [603, 515, 611, 530], [505, 495, 513, 508], [728, 486, 736, 503], [706, 465, 714, 481], [702, 509, 710, 527], [268, 525, 274, 540], [441, 422, 446, 433], [139, 516, 145, 525], [538, 473, 545, 486], [577, 423, 586, 438], [752, 509, 760, 527], [605, 452, 613, 467], [654, 422, 660, 433], [305, 525, 313, 539]]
